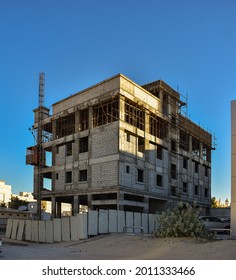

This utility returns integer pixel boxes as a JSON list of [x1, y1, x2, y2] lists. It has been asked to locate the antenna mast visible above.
[[37, 72, 45, 220]]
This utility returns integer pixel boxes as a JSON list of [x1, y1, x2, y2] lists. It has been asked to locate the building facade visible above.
[[27, 74, 214, 217], [0, 180, 12, 207]]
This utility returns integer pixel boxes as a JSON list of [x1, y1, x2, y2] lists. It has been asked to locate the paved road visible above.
[[0, 233, 235, 260], [0, 237, 90, 260]]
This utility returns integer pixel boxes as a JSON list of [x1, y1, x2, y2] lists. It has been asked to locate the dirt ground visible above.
[[1, 233, 236, 260]]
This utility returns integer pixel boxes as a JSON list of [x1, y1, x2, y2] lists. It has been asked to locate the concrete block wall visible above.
[[5, 210, 156, 243], [91, 161, 118, 188], [91, 124, 119, 159]]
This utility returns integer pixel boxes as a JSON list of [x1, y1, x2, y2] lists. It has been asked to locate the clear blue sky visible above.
[[0, 0, 235, 202]]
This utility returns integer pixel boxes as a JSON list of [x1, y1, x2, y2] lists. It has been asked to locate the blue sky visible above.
[[0, 0, 235, 201]]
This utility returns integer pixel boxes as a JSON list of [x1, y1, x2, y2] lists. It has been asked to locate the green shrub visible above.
[[154, 202, 210, 238]]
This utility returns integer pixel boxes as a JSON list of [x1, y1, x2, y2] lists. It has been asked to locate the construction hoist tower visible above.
[[36, 72, 45, 220], [26, 73, 46, 220]]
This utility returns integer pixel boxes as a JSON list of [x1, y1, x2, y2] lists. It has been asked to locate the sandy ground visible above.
[[1, 233, 236, 260]]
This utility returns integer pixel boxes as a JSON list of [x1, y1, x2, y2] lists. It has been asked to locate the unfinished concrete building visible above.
[[26, 74, 214, 217]]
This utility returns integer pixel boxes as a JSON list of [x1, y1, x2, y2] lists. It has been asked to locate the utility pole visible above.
[[37, 72, 45, 220]]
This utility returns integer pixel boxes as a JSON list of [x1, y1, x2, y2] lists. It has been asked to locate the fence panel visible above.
[[77, 213, 88, 239], [70, 216, 78, 241], [16, 220, 25, 241], [45, 220, 53, 243], [61, 217, 70, 242], [125, 211, 134, 233], [5, 218, 13, 238], [25, 220, 32, 241], [141, 213, 149, 234], [98, 209, 108, 234], [32, 220, 39, 242], [53, 218, 62, 242], [117, 210, 125, 233], [39, 220, 46, 243], [108, 209, 117, 233], [88, 210, 98, 236]]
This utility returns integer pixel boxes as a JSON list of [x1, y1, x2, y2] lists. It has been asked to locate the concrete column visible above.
[[87, 194, 92, 210], [117, 191, 124, 211], [231, 100, 236, 239], [51, 196, 57, 218], [57, 200, 62, 218], [75, 111, 80, 133], [73, 195, 79, 215], [88, 106, 93, 129], [189, 135, 193, 156], [119, 96, 125, 122], [199, 142, 203, 160], [143, 196, 149, 213], [87, 107, 93, 190], [52, 197, 62, 218]]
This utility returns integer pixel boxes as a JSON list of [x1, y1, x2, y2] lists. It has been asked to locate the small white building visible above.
[[0, 180, 12, 207], [12, 191, 35, 202]]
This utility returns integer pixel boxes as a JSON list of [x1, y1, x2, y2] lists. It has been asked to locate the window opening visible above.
[[156, 174, 162, 187], [171, 164, 177, 179], [66, 142, 73, 156], [56, 113, 75, 138], [138, 136, 145, 153], [203, 144, 211, 162], [137, 169, 144, 183], [79, 109, 89, 131], [93, 98, 119, 127], [79, 170, 87, 182], [195, 185, 199, 195], [192, 137, 200, 157], [171, 186, 177, 196], [183, 157, 188, 169], [149, 112, 168, 139], [65, 171, 72, 184], [183, 182, 188, 193], [156, 144, 163, 160], [179, 130, 189, 151], [79, 137, 88, 153], [125, 99, 145, 130], [171, 139, 176, 152]]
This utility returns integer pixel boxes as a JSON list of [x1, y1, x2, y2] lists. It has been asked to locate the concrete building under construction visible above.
[[26, 74, 214, 217]]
